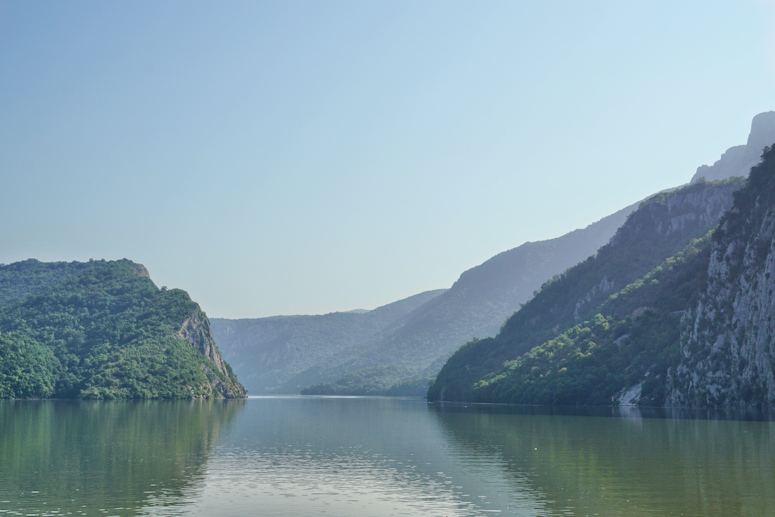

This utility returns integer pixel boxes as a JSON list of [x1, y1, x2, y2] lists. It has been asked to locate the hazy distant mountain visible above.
[[691, 111, 775, 183], [210, 289, 446, 394], [290, 203, 640, 393], [215, 204, 639, 395]]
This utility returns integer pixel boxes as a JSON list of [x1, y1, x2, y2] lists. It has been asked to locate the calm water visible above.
[[1, 397, 774, 516]]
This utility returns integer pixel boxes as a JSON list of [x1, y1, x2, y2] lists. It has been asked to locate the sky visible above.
[[1, 1, 774, 318]]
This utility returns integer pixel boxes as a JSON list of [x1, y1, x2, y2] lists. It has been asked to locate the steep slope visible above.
[[691, 111, 775, 183], [0, 259, 245, 399], [466, 235, 714, 405], [429, 178, 744, 402], [210, 289, 446, 393], [669, 145, 775, 406]]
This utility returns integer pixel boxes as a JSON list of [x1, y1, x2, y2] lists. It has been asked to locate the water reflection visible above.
[[431, 402, 775, 516], [2, 398, 773, 516], [0, 399, 244, 516], [169, 396, 550, 516]]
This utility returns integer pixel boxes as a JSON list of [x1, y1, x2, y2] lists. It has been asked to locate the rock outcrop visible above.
[[179, 309, 246, 398], [691, 111, 775, 183]]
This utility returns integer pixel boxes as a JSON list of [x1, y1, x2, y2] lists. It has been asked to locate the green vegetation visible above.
[[429, 178, 744, 404], [0, 259, 245, 399], [0, 259, 97, 308], [300, 365, 431, 396], [468, 233, 711, 405]]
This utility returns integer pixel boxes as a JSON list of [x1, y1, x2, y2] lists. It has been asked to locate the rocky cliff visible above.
[[428, 145, 775, 407], [691, 111, 775, 183], [670, 145, 775, 406], [179, 309, 246, 398]]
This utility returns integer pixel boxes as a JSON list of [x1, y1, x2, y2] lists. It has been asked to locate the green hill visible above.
[[0, 259, 245, 399]]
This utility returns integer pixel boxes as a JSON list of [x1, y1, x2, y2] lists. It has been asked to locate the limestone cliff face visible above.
[[669, 146, 775, 406], [178, 309, 247, 398]]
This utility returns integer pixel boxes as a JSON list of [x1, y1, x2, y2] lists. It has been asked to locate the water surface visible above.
[[1, 397, 773, 516]]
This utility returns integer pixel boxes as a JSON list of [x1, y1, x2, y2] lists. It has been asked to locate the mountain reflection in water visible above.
[[0, 400, 244, 516], [1, 398, 773, 516], [431, 403, 775, 516]]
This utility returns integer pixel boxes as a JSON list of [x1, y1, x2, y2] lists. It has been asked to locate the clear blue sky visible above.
[[2, 1, 774, 318]]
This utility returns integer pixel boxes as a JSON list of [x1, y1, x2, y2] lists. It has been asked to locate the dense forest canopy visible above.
[[0, 259, 245, 399]]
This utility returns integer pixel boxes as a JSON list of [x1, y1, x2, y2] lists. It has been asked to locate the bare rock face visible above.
[[178, 309, 246, 398], [691, 111, 775, 183], [670, 147, 775, 407], [130, 264, 151, 278], [610, 180, 739, 248]]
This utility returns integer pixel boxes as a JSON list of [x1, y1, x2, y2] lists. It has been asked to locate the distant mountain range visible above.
[[214, 111, 775, 400], [211, 289, 446, 393], [212, 202, 641, 395]]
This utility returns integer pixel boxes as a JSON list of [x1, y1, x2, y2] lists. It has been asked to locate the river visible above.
[[1, 396, 773, 516]]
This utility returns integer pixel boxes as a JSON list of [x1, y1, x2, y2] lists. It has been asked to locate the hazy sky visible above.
[[2, 2, 774, 318]]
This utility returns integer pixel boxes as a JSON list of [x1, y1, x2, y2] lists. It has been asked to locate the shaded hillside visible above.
[[691, 111, 775, 183], [0, 400, 244, 513], [210, 289, 446, 394], [284, 203, 640, 394], [429, 178, 745, 403], [467, 235, 713, 405], [0, 259, 245, 399]]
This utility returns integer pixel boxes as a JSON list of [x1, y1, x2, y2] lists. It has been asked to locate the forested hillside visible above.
[[429, 177, 746, 404], [0, 259, 245, 399]]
